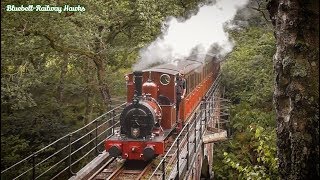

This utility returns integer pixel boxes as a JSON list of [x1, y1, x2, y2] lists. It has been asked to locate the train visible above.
[[105, 55, 220, 161]]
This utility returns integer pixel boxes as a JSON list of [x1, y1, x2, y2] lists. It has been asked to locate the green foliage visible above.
[[231, 103, 275, 131], [221, 125, 277, 180], [107, 68, 131, 96], [1, 135, 29, 168], [222, 27, 275, 108], [213, 25, 278, 179]]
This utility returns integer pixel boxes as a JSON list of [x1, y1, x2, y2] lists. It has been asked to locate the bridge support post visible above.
[[95, 120, 99, 155], [200, 115, 202, 138], [187, 123, 190, 170], [112, 110, 115, 135], [162, 159, 166, 179], [32, 153, 37, 180], [194, 113, 197, 151], [68, 134, 75, 176], [205, 96, 208, 123], [177, 137, 180, 179]]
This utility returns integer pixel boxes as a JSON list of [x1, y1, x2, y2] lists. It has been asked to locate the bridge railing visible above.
[[1, 103, 126, 180], [148, 74, 221, 179]]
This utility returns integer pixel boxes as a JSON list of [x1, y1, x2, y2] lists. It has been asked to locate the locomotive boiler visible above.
[[105, 56, 220, 161], [120, 71, 162, 139]]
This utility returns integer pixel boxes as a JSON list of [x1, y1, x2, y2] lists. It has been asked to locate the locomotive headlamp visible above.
[[131, 127, 140, 138], [124, 75, 129, 81]]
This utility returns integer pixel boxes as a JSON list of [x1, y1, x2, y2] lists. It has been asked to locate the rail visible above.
[[106, 163, 125, 180], [89, 158, 153, 180], [1, 103, 126, 180]]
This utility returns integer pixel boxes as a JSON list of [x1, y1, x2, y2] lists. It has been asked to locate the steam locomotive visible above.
[[105, 56, 220, 160]]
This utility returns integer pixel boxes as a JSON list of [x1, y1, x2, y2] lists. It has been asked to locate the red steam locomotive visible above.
[[105, 56, 220, 160]]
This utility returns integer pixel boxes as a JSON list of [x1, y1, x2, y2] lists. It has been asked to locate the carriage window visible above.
[[197, 73, 199, 85], [190, 74, 194, 90], [188, 75, 191, 91], [195, 73, 198, 86], [160, 74, 171, 85], [186, 75, 190, 94], [192, 73, 195, 90]]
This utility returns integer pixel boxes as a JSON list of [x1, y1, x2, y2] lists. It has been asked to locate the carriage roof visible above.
[[143, 55, 217, 75]]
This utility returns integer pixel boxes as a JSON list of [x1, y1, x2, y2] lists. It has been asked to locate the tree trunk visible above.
[[93, 57, 112, 110], [84, 58, 94, 125], [92, 25, 112, 110], [267, 0, 319, 179]]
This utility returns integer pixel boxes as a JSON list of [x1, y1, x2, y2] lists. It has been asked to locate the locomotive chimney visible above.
[[133, 71, 143, 97]]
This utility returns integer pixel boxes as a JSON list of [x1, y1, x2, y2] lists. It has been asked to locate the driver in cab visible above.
[[176, 72, 186, 120]]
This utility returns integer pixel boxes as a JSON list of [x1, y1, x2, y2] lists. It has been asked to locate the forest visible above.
[[1, 0, 318, 179]]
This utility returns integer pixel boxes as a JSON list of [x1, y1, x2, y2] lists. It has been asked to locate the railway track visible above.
[[89, 158, 154, 180], [89, 133, 176, 180], [88, 157, 119, 180]]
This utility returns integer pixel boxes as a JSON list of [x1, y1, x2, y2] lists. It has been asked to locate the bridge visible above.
[[1, 75, 229, 180]]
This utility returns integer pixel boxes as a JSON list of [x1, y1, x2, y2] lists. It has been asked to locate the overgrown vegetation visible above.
[[213, 22, 278, 179]]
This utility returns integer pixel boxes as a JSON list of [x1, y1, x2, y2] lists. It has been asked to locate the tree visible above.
[[267, 0, 319, 179]]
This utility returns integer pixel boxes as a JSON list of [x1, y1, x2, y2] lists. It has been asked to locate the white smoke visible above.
[[133, 0, 249, 70]]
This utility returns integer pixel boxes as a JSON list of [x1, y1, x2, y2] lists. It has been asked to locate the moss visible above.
[[279, 75, 289, 87], [291, 63, 307, 77], [303, 133, 313, 144], [295, 94, 301, 102], [294, 41, 309, 52], [307, 49, 319, 60], [282, 56, 294, 68]]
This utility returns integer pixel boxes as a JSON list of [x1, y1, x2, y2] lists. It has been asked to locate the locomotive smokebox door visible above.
[[131, 127, 140, 138]]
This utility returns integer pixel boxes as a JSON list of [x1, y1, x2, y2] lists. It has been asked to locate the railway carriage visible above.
[[105, 55, 220, 160]]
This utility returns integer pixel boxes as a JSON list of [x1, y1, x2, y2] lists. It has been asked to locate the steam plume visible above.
[[133, 0, 249, 70]]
